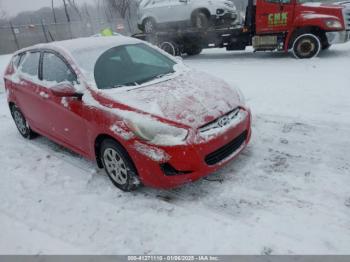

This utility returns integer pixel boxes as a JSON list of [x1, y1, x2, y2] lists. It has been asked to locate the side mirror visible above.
[[51, 83, 83, 99]]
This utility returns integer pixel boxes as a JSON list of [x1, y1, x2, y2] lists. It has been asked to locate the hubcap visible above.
[[161, 42, 176, 56], [196, 16, 203, 28], [145, 21, 153, 33], [103, 148, 128, 185], [298, 39, 315, 56], [13, 110, 27, 135]]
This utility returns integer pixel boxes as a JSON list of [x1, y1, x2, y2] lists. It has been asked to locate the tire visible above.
[[192, 11, 209, 30], [185, 45, 203, 56], [322, 43, 331, 50], [100, 139, 141, 192], [292, 33, 321, 59], [143, 18, 156, 34], [10, 104, 36, 139], [159, 41, 181, 56]]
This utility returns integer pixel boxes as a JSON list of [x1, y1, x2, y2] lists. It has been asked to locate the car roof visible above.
[[15, 35, 143, 56]]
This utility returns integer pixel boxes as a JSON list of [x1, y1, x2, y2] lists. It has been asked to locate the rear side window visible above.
[[42, 52, 76, 84], [20, 52, 40, 77], [12, 54, 24, 69]]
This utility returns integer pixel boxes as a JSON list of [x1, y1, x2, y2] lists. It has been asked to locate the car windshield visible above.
[[93, 43, 176, 89]]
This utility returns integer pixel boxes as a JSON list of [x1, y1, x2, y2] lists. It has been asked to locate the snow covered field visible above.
[[0, 43, 350, 255]]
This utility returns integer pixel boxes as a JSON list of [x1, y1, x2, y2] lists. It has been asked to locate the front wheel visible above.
[[192, 11, 209, 30], [10, 105, 36, 139], [185, 45, 203, 56], [100, 139, 141, 192], [143, 18, 156, 34], [292, 33, 321, 59]]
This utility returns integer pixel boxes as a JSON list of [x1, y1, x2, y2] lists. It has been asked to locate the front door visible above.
[[40, 51, 89, 154], [256, 0, 295, 34]]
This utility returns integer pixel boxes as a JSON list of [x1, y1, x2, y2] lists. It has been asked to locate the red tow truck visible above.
[[133, 0, 350, 58]]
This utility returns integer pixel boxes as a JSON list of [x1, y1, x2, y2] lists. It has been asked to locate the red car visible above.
[[4, 36, 251, 191]]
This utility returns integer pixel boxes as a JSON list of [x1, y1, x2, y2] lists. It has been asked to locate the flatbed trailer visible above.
[[133, 0, 350, 59], [133, 25, 252, 56]]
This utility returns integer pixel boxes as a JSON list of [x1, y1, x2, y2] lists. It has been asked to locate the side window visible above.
[[12, 53, 24, 69], [20, 52, 40, 77], [42, 52, 76, 84]]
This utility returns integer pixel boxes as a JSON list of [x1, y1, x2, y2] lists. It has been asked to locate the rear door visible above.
[[149, 0, 172, 23], [40, 51, 89, 154], [12, 51, 49, 131], [256, 0, 295, 34]]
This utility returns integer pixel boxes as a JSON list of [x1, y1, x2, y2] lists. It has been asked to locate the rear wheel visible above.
[[159, 41, 181, 56], [185, 45, 203, 56], [292, 33, 321, 59], [10, 105, 36, 139], [100, 139, 141, 192]]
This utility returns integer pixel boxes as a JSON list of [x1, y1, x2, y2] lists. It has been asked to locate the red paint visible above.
[[255, 0, 345, 51], [4, 48, 251, 189]]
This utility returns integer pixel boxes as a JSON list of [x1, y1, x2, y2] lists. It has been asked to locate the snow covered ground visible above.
[[0, 44, 350, 255]]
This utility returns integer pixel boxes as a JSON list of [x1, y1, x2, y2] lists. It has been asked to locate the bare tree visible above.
[[0, 0, 7, 20], [67, 0, 82, 20], [51, 0, 57, 23], [62, 0, 71, 22], [106, 0, 138, 31]]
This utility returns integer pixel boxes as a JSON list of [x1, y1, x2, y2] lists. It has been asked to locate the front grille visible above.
[[199, 108, 241, 134], [205, 131, 247, 166]]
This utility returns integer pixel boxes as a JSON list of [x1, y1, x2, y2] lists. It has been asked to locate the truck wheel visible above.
[[322, 43, 331, 50], [292, 33, 321, 59], [143, 18, 156, 34], [185, 45, 203, 56], [193, 11, 209, 29], [160, 41, 181, 56]]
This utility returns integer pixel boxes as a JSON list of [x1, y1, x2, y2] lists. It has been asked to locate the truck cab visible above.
[[252, 0, 350, 58]]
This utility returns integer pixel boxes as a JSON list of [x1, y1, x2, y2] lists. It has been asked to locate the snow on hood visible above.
[[100, 70, 241, 129]]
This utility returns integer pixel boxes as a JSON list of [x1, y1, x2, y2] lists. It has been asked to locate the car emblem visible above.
[[218, 116, 230, 127]]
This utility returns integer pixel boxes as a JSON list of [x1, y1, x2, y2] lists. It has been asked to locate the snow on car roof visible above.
[[16, 36, 145, 83], [17, 35, 142, 55]]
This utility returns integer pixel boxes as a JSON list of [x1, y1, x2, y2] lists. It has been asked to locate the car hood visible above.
[[101, 70, 241, 129], [300, 2, 344, 10]]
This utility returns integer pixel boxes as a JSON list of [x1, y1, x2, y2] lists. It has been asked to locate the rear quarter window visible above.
[[20, 52, 41, 77]]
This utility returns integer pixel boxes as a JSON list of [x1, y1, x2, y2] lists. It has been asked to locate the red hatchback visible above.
[[4, 36, 251, 191]]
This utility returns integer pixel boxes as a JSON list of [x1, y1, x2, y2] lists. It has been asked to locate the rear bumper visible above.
[[326, 30, 350, 44], [130, 108, 252, 189]]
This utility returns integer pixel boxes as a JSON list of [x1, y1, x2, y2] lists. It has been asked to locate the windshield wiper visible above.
[[138, 72, 174, 85], [113, 82, 139, 88]]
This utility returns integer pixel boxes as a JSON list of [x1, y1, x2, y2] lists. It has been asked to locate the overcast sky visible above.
[[1, 0, 96, 17]]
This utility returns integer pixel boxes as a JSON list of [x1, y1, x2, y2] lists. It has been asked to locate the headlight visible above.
[[325, 20, 342, 29], [125, 117, 188, 146]]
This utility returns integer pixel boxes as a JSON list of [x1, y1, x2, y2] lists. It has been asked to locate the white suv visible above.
[[138, 0, 239, 33]]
